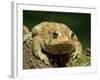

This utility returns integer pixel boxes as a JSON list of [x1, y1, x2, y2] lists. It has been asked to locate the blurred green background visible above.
[[23, 10, 91, 48]]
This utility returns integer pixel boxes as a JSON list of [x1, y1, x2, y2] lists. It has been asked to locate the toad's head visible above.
[[32, 22, 79, 55]]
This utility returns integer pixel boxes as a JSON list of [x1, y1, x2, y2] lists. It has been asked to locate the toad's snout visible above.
[[46, 40, 75, 55]]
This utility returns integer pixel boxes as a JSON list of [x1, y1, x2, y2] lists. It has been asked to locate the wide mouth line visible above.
[[42, 46, 75, 55], [47, 44, 74, 50], [42, 49, 67, 55]]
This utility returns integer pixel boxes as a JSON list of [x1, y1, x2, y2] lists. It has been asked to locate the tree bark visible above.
[[23, 38, 53, 69]]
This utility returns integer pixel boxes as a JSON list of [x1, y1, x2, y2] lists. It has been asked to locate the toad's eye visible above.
[[71, 32, 74, 38], [53, 32, 58, 39]]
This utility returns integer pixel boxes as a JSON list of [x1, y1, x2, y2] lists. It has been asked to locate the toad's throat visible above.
[[44, 42, 75, 55]]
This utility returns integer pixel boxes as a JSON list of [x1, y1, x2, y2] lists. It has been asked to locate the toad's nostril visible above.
[[53, 32, 58, 39]]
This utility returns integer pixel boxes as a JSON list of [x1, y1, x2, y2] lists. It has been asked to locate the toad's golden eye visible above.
[[53, 32, 58, 39]]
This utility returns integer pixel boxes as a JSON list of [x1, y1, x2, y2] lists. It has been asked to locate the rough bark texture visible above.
[[23, 38, 53, 69]]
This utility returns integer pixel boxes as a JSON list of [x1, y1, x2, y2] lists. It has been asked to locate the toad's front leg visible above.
[[32, 36, 50, 65]]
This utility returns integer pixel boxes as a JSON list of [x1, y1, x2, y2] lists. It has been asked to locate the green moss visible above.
[[69, 53, 91, 67]]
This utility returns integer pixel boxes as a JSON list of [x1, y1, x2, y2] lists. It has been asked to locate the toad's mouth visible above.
[[43, 42, 75, 55]]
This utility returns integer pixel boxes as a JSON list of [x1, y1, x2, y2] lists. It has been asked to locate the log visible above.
[[23, 37, 53, 69]]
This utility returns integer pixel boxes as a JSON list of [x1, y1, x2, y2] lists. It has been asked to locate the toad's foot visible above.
[[36, 52, 50, 65]]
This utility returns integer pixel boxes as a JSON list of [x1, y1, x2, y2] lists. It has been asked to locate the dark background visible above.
[[23, 10, 91, 48]]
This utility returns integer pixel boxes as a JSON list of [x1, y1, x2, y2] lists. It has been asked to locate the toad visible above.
[[31, 22, 83, 66]]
